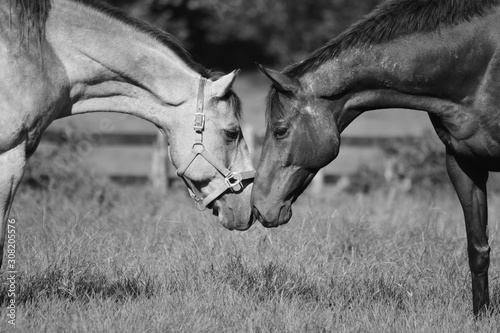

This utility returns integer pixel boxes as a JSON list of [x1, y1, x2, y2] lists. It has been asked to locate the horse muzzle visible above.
[[252, 202, 292, 228]]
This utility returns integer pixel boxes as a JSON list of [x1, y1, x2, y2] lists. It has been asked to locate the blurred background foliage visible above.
[[106, 0, 381, 70], [41, 0, 465, 196]]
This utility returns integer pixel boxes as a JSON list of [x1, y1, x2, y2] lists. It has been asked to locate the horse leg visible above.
[[446, 151, 489, 316], [0, 143, 26, 269]]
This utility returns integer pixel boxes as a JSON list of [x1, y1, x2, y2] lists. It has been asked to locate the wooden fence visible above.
[[40, 129, 427, 195]]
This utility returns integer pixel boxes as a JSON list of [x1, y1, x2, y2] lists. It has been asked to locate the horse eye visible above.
[[273, 127, 289, 139], [224, 129, 240, 141]]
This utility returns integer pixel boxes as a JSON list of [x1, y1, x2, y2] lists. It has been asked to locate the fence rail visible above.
[[43, 130, 421, 147], [40, 129, 426, 194]]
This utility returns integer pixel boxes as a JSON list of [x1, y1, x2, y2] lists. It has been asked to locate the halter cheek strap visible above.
[[174, 76, 255, 211]]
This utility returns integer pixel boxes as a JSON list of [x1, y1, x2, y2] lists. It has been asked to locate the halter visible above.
[[175, 76, 256, 211]]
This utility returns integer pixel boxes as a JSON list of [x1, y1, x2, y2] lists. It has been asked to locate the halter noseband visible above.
[[175, 76, 256, 211]]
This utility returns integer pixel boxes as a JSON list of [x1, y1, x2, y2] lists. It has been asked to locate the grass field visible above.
[[1, 179, 500, 333]]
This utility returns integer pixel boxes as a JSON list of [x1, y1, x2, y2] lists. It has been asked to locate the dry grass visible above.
[[1, 181, 500, 332]]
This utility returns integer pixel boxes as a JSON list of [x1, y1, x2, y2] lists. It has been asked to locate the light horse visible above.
[[252, 0, 500, 316], [0, 0, 256, 268]]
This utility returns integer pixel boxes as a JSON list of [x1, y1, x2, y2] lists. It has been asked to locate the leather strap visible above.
[[201, 169, 255, 207], [174, 76, 255, 211]]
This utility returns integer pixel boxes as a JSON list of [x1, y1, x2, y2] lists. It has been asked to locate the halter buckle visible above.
[[187, 187, 206, 211], [193, 113, 205, 132], [224, 172, 243, 191]]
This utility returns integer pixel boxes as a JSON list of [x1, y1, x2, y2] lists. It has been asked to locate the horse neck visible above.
[[46, 0, 200, 131], [303, 15, 499, 133]]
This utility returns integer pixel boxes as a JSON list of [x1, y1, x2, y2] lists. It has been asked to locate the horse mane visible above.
[[13, 0, 210, 76], [74, 0, 210, 76], [11, 0, 52, 44], [285, 0, 500, 77], [13, 0, 241, 116]]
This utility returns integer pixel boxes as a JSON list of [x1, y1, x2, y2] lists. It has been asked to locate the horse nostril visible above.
[[252, 206, 262, 222], [278, 204, 291, 223]]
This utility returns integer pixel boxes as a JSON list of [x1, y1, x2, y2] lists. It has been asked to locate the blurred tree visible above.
[[106, 0, 382, 70]]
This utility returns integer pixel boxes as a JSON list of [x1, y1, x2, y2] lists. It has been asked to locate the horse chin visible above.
[[214, 194, 255, 231], [212, 201, 220, 217]]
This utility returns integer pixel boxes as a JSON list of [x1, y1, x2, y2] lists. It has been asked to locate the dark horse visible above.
[[252, 0, 500, 316]]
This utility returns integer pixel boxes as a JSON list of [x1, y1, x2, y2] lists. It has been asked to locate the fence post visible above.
[[242, 124, 257, 167], [151, 132, 170, 195]]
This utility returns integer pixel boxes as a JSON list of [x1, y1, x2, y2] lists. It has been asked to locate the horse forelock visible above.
[[285, 0, 500, 78], [266, 87, 289, 125], [224, 90, 242, 122]]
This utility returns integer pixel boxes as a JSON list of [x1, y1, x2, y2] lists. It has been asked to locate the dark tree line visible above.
[[107, 0, 381, 71]]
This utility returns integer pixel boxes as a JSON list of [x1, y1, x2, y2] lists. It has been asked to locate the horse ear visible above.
[[256, 64, 300, 94], [210, 69, 240, 98]]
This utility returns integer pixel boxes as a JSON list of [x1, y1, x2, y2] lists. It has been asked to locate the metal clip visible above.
[[224, 172, 243, 191], [187, 187, 206, 211], [193, 113, 205, 132], [194, 198, 206, 211]]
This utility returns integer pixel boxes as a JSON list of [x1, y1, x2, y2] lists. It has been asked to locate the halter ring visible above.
[[224, 172, 242, 190]]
